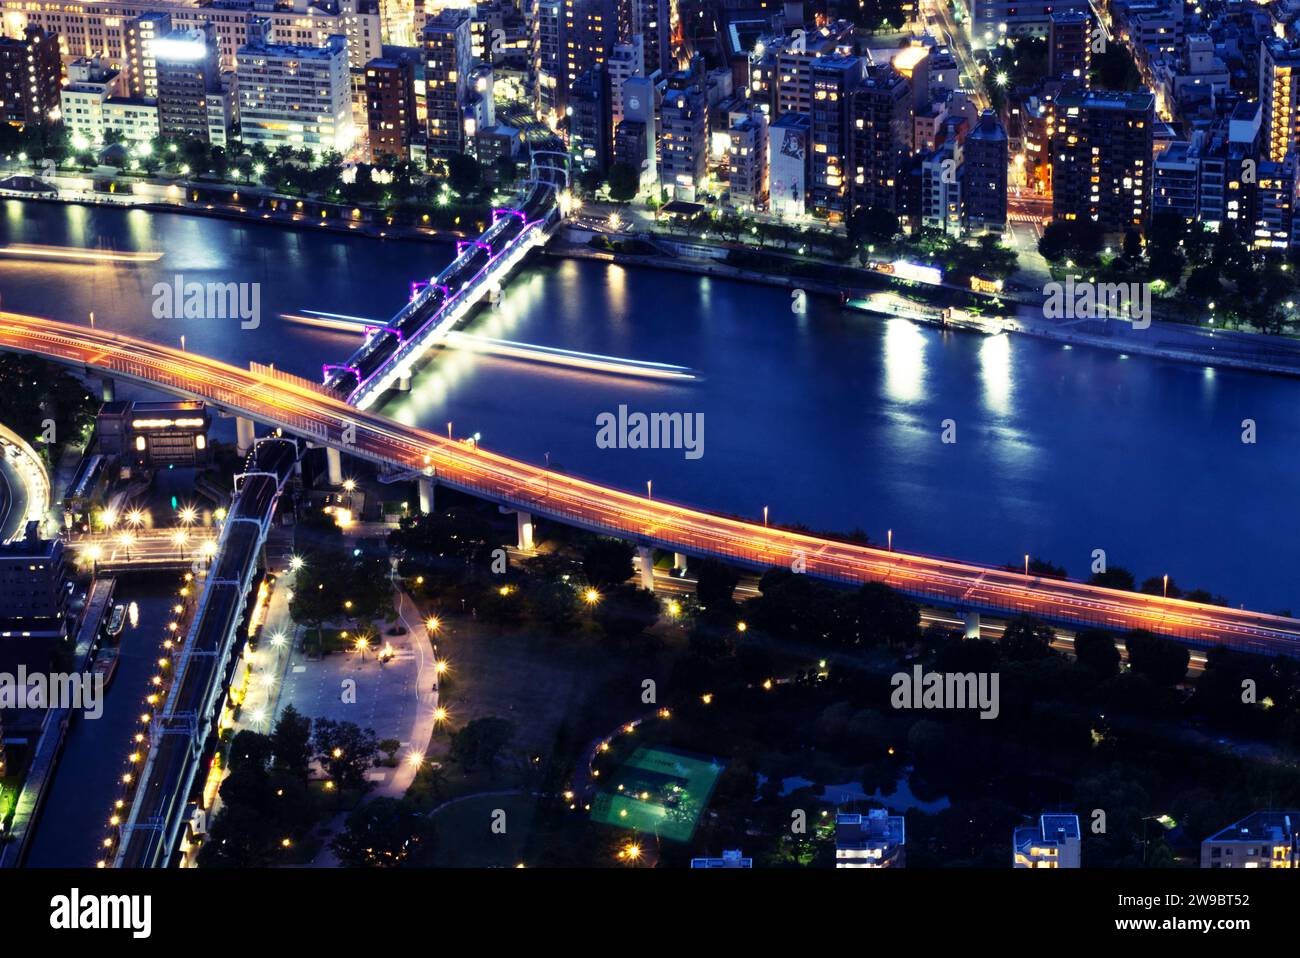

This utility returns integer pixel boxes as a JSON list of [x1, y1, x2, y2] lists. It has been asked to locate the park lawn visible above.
[[303, 628, 362, 656], [428, 793, 537, 867]]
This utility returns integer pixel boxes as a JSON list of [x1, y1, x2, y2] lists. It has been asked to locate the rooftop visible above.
[[1205, 810, 1300, 845]]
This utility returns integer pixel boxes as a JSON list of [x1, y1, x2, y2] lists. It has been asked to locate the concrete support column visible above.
[[101, 377, 115, 403], [673, 552, 688, 574], [325, 445, 343, 487], [637, 546, 655, 591], [962, 610, 980, 640], [235, 416, 256, 455], [417, 476, 435, 515], [397, 372, 411, 392], [516, 511, 534, 551]]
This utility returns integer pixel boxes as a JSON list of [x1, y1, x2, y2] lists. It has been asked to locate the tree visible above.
[[593, 584, 660, 639], [448, 152, 481, 195], [1125, 630, 1190, 686], [450, 716, 516, 774], [1074, 629, 1121, 678], [1092, 45, 1141, 91], [1026, 557, 1067, 579], [289, 545, 351, 631], [270, 705, 313, 780], [228, 730, 273, 772], [0, 354, 96, 455], [1122, 228, 1142, 260], [313, 719, 381, 793], [1089, 566, 1136, 591], [848, 205, 899, 246], [527, 580, 581, 633], [1000, 615, 1056, 662], [582, 537, 635, 589], [332, 798, 437, 867], [389, 508, 498, 567], [607, 161, 640, 202], [1184, 265, 1220, 302], [1039, 219, 1102, 264], [495, 154, 518, 186], [851, 0, 908, 31], [1139, 576, 1182, 599], [694, 558, 740, 611], [839, 581, 921, 648]]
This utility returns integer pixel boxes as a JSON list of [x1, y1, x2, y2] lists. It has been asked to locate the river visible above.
[[1, 200, 1296, 612]]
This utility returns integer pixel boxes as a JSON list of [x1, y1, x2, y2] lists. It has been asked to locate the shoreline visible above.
[[7, 189, 1300, 381], [547, 243, 1300, 381], [0, 185, 466, 245]]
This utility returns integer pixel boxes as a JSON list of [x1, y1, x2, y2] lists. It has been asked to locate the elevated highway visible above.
[[2, 313, 1299, 658]]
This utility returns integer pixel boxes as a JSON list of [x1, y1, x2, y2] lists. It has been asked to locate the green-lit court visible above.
[[590, 745, 723, 842]]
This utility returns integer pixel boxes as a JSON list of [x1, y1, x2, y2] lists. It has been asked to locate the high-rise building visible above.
[[1013, 813, 1082, 868], [727, 109, 768, 211], [423, 8, 472, 156], [774, 20, 855, 118], [768, 111, 810, 217], [1201, 810, 1300, 868], [1261, 38, 1300, 164], [625, 0, 669, 78], [849, 63, 912, 216], [0, 26, 62, 126], [62, 59, 159, 149], [659, 78, 707, 200], [1048, 10, 1091, 82], [1152, 138, 1199, 220], [963, 109, 1008, 232], [125, 11, 171, 99], [154, 23, 222, 142], [569, 66, 612, 174], [0, 0, 382, 74], [607, 36, 643, 129], [614, 73, 655, 184], [536, 0, 564, 116], [563, 0, 617, 109], [809, 54, 862, 218], [1051, 89, 1155, 232], [969, 0, 1090, 42], [236, 23, 355, 157], [365, 56, 418, 161], [0, 523, 71, 641], [1254, 155, 1299, 250], [836, 810, 906, 868], [921, 139, 962, 235]]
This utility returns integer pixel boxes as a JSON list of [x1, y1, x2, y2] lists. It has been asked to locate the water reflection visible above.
[[883, 317, 926, 404], [979, 332, 1012, 416]]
